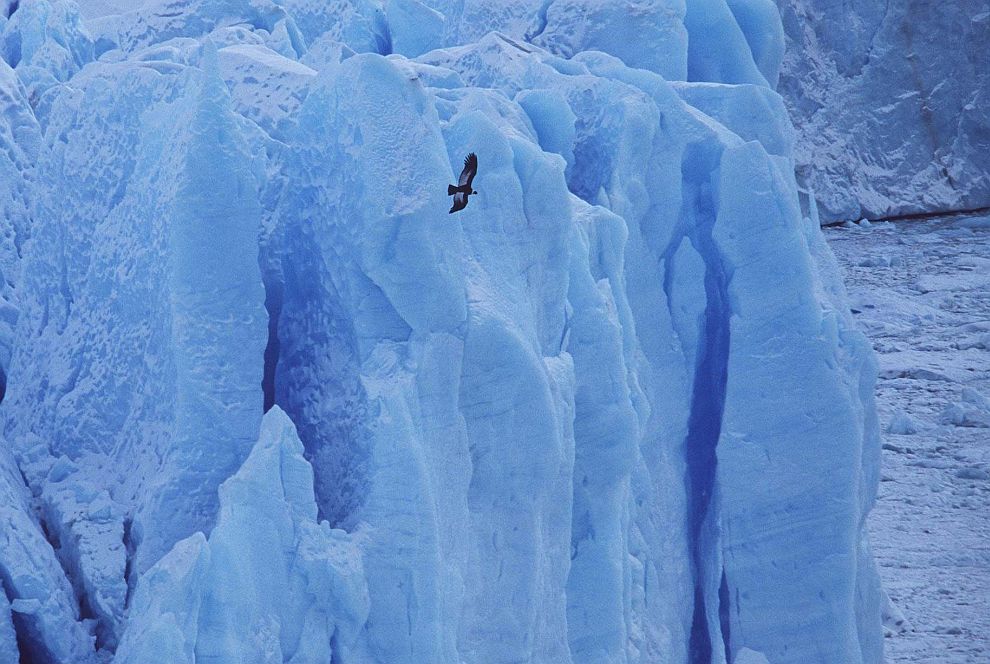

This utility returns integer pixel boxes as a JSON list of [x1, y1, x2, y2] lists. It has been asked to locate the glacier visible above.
[[0, 1, 883, 663], [773, 0, 990, 223]]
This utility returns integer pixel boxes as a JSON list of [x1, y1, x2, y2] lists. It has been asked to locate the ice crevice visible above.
[[680, 141, 732, 664], [261, 273, 282, 414], [523, 0, 552, 42]]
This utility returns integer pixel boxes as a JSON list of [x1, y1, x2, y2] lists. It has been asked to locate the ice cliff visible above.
[[773, 0, 990, 223], [0, 1, 882, 663]]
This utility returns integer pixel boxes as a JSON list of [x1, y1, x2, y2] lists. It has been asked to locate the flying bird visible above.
[[448, 153, 478, 213]]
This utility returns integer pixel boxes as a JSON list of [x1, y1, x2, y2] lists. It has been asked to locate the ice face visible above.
[[724, 0, 784, 87], [0, 0, 93, 109], [0, 1, 882, 663], [114, 407, 369, 664], [1, 37, 268, 651], [712, 140, 882, 663], [684, 0, 773, 87], [774, 0, 990, 222], [0, 445, 97, 663], [0, 57, 38, 397]]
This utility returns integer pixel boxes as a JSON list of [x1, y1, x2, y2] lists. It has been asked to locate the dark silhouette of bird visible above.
[[448, 153, 478, 213]]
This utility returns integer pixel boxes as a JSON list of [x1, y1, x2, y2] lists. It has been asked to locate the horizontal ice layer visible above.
[[84, 0, 305, 59], [410, 0, 692, 80], [71, 0, 772, 85]]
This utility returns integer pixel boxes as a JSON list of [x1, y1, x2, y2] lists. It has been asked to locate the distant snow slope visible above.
[[828, 216, 990, 664], [0, 1, 883, 663], [774, 0, 990, 223]]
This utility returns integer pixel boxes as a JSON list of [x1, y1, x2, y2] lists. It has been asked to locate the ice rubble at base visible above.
[[0, 0, 883, 663]]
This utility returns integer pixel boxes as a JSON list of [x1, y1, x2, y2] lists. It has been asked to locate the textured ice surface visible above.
[[0, 1, 883, 662], [774, 0, 990, 223], [684, 0, 773, 87], [0, 0, 93, 108], [0, 444, 96, 662], [0, 57, 38, 397], [1, 35, 267, 651], [114, 406, 368, 664]]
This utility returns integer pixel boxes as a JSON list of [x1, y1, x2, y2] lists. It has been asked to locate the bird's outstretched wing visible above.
[[449, 192, 468, 214], [458, 153, 478, 188]]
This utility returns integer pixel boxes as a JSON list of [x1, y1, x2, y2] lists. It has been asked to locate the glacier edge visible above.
[[0, 1, 882, 663]]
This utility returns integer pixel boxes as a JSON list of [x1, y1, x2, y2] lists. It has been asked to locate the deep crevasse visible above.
[[0, 1, 881, 663]]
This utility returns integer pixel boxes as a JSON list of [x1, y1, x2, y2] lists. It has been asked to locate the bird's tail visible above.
[[448, 184, 457, 195]]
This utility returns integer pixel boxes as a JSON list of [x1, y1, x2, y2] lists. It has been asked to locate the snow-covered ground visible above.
[[827, 215, 990, 664]]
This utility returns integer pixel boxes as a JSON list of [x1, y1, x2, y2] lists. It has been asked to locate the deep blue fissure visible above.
[[718, 569, 732, 656], [261, 276, 283, 413], [373, 9, 393, 56], [122, 517, 136, 608], [681, 145, 732, 664], [524, 0, 552, 42]]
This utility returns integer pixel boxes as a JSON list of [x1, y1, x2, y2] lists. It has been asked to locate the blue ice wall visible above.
[[0, 1, 881, 663]]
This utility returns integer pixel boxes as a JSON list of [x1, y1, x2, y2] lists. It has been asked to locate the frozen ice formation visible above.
[[0, 63, 30, 402], [113, 406, 369, 664], [0, 0, 883, 663], [773, 0, 990, 223]]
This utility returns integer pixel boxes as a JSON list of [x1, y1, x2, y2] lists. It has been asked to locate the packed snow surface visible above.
[[828, 216, 990, 664], [0, 1, 883, 663]]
